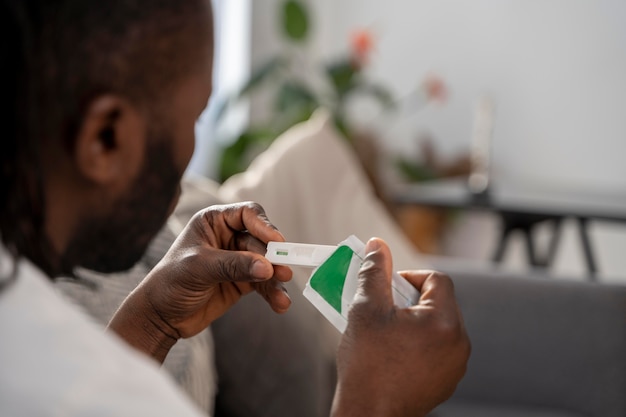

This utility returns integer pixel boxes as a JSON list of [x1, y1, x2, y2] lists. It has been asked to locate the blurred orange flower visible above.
[[422, 74, 448, 103], [350, 29, 374, 67]]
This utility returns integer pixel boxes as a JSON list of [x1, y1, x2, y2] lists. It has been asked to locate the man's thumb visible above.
[[355, 238, 393, 308]]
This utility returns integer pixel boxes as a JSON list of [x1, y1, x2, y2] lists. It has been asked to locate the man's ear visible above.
[[74, 95, 147, 186]]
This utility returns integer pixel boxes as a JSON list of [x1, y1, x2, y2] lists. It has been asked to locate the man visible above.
[[0, 0, 470, 416]]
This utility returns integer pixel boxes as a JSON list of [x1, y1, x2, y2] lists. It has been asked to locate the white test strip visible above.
[[266, 239, 420, 307], [266, 241, 337, 268]]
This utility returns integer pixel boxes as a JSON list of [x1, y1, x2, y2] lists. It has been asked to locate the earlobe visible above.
[[74, 95, 146, 186]]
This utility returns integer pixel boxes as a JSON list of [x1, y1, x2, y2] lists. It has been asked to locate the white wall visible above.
[[249, 0, 626, 281], [312, 0, 626, 191]]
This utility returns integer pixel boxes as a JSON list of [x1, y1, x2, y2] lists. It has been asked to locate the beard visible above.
[[61, 137, 182, 274]]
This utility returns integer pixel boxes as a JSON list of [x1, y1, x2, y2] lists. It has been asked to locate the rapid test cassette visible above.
[[266, 235, 420, 333]]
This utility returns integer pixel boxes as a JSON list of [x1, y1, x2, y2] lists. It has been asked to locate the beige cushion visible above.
[[219, 109, 426, 274]]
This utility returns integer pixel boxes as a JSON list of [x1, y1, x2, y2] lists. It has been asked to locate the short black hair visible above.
[[0, 0, 211, 279]]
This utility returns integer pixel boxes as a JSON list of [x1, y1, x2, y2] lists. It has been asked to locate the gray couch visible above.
[[430, 267, 626, 417], [213, 261, 626, 417]]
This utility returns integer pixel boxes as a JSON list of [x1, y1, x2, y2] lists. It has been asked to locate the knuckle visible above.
[[175, 247, 209, 279], [434, 315, 465, 344], [242, 201, 265, 215], [195, 206, 217, 223], [189, 209, 205, 224], [212, 255, 243, 282], [417, 308, 463, 343], [428, 270, 453, 283], [244, 201, 279, 231], [428, 270, 456, 292], [359, 257, 384, 278], [359, 251, 386, 275]]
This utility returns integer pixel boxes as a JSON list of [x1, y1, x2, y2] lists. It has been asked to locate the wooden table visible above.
[[393, 179, 626, 279]]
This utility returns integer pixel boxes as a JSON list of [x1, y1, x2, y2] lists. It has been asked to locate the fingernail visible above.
[[251, 260, 272, 279], [365, 238, 381, 253]]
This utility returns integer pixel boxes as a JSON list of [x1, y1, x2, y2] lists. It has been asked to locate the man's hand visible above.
[[332, 238, 470, 417], [108, 202, 292, 362]]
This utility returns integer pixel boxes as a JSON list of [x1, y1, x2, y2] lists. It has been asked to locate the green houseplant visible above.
[[213, 0, 395, 182], [214, 0, 452, 187], [212, 0, 464, 254]]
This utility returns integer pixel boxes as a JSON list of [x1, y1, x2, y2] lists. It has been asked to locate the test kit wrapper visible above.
[[266, 235, 419, 333]]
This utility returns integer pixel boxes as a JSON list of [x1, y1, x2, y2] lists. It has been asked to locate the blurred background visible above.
[[188, 0, 626, 283]]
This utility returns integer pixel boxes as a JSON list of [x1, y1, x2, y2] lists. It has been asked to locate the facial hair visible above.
[[60, 137, 181, 274]]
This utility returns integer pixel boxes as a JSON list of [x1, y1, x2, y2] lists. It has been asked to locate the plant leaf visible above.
[[218, 129, 276, 181], [326, 59, 358, 97], [283, 0, 309, 41], [358, 83, 396, 110], [329, 113, 349, 141], [240, 57, 285, 97], [275, 82, 318, 113], [212, 57, 285, 124], [395, 157, 438, 182]]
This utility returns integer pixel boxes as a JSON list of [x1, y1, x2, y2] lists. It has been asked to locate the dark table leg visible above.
[[492, 225, 513, 263], [523, 228, 538, 266], [493, 212, 563, 270], [522, 219, 563, 268], [543, 218, 563, 268], [577, 217, 598, 280]]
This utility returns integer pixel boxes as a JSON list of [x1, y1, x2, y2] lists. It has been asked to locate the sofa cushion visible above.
[[438, 270, 626, 417]]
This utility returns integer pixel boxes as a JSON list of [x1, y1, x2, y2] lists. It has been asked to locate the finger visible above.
[[232, 233, 293, 283], [203, 248, 275, 283], [272, 264, 293, 283], [254, 279, 292, 314], [401, 270, 460, 320], [354, 238, 394, 310], [397, 269, 431, 292], [224, 202, 286, 244], [233, 232, 268, 254]]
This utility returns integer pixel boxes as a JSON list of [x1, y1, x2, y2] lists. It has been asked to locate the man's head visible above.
[[1, 0, 213, 276]]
